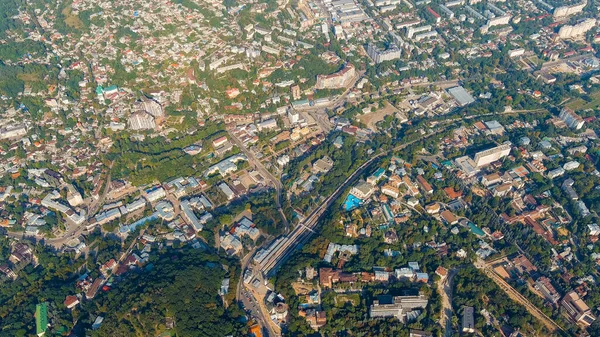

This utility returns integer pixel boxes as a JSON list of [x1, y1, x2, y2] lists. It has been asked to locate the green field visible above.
[[566, 91, 600, 111], [334, 293, 360, 307]]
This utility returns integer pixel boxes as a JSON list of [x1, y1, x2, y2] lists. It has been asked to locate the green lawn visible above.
[[566, 91, 600, 111]]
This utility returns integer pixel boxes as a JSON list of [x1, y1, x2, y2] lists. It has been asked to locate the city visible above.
[[1, 0, 600, 336]]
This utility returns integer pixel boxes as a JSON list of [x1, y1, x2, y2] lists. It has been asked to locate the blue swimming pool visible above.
[[344, 194, 362, 211], [468, 222, 485, 237]]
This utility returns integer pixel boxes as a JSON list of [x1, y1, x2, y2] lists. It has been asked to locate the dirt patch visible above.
[[291, 282, 315, 296], [357, 101, 399, 131], [62, 6, 84, 29]]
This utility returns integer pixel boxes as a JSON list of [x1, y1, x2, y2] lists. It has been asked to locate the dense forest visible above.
[[0, 236, 246, 337], [87, 248, 246, 337]]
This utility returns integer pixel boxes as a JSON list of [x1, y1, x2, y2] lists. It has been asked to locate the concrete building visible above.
[[473, 144, 511, 167], [66, 184, 83, 207], [350, 181, 375, 199], [462, 306, 475, 333], [367, 43, 401, 64], [535, 277, 561, 304], [180, 199, 204, 231], [486, 15, 511, 28], [559, 108, 585, 129], [315, 63, 356, 89], [135, 97, 163, 117], [561, 291, 596, 327], [558, 18, 596, 39], [369, 294, 428, 322], [553, 2, 586, 18], [414, 30, 438, 41], [145, 186, 166, 203], [508, 48, 525, 58], [291, 85, 301, 100], [312, 156, 334, 174], [128, 111, 156, 130], [407, 25, 431, 38], [0, 124, 27, 140], [447, 86, 475, 106]]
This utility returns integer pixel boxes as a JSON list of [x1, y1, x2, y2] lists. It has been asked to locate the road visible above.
[[44, 162, 115, 248], [254, 128, 446, 277], [240, 288, 271, 337], [438, 268, 459, 337], [236, 247, 274, 337], [227, 130, 290, 231], [474, 259, 564, 333]]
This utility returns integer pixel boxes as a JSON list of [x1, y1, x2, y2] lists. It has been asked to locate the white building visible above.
[[473, 144, 511, 167], [559, 108, 585, 130], [128, 111, 156, 130]]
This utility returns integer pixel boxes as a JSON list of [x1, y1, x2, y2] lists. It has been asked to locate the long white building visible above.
[[473, 144, 511, 167], [559, 108, 585, 129], [558, 19, 596, 39]]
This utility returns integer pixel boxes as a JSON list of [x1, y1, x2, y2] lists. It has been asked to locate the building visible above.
[[350, 181, 375, 199], [462, 306, 475, 333], [257, 119, 278, 131], [448, 86, 475, 106], [427, 7, 441, 23], [180, 199, 204, 231], [366, 43, 401, 64], [547, 168, 565, 179], [135, 97, 163, 117], [473, 144, 511, 167], [381, 184, 400, 198], [220, 233, 243, 254], [64, 295, 80, 309], [128, 111, 156, 130], [291, 85, 301, 100], [409, 330, 433, 337], [535, 277, 561, 304], [312, 156, 334, 174], [66, 184, 83, 207], [0, 124, 27, 140], [558, 108, 584, 130], [316, 63, 356, 89], [558, 18, 596, 39], [509, 48, 525, 58], [145, 186, 166, 203], [219, 182, 236, 200], [563, 161, 580, 171], [416, 175, 433, 194], [561, 291, 596, 327], [553, 1, 586, 18], [369, 294, 428, 322], [407, 25, 431, 38]]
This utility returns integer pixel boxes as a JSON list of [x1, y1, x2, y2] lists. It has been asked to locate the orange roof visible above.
[[444, 187, 462, 199], [249, 324, 262, 337]]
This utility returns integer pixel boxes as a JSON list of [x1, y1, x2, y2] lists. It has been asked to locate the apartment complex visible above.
[[366, 43, 401, 64], [315, 63, 356, 89], [473, 144, 511, 167], [559, 108, 585, 130]]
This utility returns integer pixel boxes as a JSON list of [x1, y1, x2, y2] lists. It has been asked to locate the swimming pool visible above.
[[468, 222, 485, 237], [344, 194, 363, 211]]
